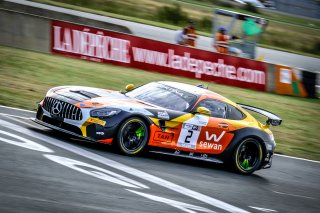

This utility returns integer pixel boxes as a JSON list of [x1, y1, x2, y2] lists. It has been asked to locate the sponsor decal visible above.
[[87, 117, 106, 126], [96, 131, 105, 135], [205, 131, 226, 142], [52, 25, 130, 63], [132, 48, 266, 86], [52, 20, 267, 91], [199, 141, 223, 151], [198, 131, 226, 150], [274, 65, 307, 97], [280, 68, 291, 84], [158, 111, 170, 120], [185, 123, 200, 131], [153, 131, 173, 143]]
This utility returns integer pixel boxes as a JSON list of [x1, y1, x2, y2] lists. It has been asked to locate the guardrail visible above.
[[0, 0, 317, 98]]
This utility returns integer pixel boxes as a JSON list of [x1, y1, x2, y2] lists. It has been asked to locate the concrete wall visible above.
[[0, 9, 50, 53], [0, 0, 131, 53], [0, 1, 132, 34]]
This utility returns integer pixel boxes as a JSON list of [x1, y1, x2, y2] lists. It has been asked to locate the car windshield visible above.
[[126, 82, 198, 111]]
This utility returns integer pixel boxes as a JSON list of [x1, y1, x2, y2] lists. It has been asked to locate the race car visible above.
[[34, 81, 282, 174]]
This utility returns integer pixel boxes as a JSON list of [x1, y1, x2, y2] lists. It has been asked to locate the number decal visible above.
[[177, 124, 201, 150], [184, 130, 193, 143], [177, 115, 209, 150]]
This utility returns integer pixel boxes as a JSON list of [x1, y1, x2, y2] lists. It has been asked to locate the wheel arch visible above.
[[115, 114, 151, 155], [113, 113, 152, 142], [118, 113, 152, 128], [220, 127, 269, 162], [240, 135, 268, 168]]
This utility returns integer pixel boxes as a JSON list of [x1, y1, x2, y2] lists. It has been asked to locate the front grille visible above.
[[43, 97, 82, 120]]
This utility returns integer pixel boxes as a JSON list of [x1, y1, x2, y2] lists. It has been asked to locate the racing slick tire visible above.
[[116, 117, 149, 155], [232, 138, 263, 175]]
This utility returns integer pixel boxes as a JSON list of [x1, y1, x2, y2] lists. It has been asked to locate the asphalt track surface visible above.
[[0, 106, 319, 213], [11, 0, 320, 73]]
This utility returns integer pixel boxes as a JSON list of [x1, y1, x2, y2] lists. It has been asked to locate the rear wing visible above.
[[237, 104, 282, 126]]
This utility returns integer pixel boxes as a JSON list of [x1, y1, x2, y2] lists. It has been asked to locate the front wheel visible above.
[[116, 117, 149, 155], [232, 138, 263, 175]]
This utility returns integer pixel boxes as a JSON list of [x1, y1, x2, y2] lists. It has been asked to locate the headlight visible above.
[[91, 108, 121, 118]]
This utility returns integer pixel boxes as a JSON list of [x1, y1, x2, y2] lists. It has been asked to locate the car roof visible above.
[[158, 81, 225, 99]]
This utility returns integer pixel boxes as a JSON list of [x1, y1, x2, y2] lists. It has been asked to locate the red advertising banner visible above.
[[51, 20, 267, 91]]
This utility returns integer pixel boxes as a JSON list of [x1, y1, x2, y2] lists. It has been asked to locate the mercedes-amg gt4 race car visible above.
[[35, 81, 282, 174]]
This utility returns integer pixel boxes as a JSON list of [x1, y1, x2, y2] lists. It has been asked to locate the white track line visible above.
[[0, 113, 33, 120], [274, 154, 320, 164], [248, 206, 277, 212], [0, 105, 35, 113], [0, 192, 114, 211], [3, 115, 48, 130], [272, 191, 316, 200], [1, 105, 319, 164], [0, 118, 249, 213]]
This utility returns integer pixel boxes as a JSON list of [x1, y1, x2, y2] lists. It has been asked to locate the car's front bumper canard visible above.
[[32, 118, 97, 143]]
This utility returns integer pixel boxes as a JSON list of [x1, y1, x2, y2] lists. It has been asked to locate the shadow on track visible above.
[[27, 125, 270, 183]]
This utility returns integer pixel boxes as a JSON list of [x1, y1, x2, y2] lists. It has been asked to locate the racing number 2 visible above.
[[184, 130, 193, 143], [177, 124, 201, 150]]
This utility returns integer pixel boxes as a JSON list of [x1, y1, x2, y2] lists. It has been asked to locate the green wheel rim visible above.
[[120, 119, 147, 153], [237, 139, 261, 172], [241, 159, 251, 170]]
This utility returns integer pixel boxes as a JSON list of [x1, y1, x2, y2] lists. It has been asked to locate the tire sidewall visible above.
[[232, 138, 263, 175], [116, 117, 149, 155]]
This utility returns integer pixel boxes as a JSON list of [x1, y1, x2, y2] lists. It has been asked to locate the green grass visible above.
[[0, 46, 319, 160], [32, 0, 320, 58]]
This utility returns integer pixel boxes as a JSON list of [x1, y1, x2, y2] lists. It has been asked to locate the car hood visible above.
[[47, 86, 163, 109]]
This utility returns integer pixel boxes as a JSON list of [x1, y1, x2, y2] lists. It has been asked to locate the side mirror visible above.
[[196, 107, 211, 116], [125, 84, 135, 92]]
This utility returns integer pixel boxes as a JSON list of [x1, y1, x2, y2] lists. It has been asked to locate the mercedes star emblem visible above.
[[52, 101, 62, 115]]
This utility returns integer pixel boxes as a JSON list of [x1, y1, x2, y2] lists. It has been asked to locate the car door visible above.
[[175, 112, 211, 150], [191, 99, 236, 154]]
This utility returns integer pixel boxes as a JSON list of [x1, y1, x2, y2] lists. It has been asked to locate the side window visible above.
[[195, 100, 227, 118], [227, 105, 246, 120]]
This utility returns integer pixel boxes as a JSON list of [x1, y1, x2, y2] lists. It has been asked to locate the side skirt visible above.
[[149, 148, 224, 164]]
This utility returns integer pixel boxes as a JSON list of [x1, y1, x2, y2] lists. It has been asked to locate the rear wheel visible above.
[[116, 117, 149, 155], [232, 138, 263, 175]]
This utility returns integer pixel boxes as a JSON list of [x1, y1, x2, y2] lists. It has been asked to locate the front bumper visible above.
[[32, 118, 97, 143], [36, 104, 117, 143]]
